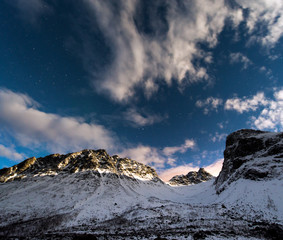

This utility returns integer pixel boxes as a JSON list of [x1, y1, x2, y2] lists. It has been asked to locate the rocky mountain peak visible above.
[[215, 129, 283, 193], [0, 149, 159, 183], [197, 167, 206, 176], [168, 168, 213, 186]]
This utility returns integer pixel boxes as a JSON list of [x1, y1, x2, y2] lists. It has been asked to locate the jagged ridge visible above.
[[0, 149, 159, 183], [168, 168, 213, 186]]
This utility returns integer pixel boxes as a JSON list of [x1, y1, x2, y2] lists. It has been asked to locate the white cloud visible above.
[[251, 90, 283, 131], [223, 89, 283, 131], [217, 121, 228, 129], [0, 89, 116, 154], [259, 66, 275, 80], [119, 139, 196, 168], [275, 90, 283, 100], [83, 0, 243, 102], [210, 132, 227, 143], [163, 139, 196, 156], [196, 97, 223, 114], [229, 52, 253, 69], [235, 0, 283, 46], [10, 1, 281, 104], [224, 92, 268, 113], [81, 0, 283, 103], [119, 145, 166, 168], [259, 66, 267, 72], [158, 158, 224, 181], [0, 144, 25, 161], [124, 108, 167, 127], [8, 0, 52, 24]]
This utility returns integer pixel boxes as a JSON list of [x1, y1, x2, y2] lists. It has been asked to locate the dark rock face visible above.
[[215, 129, 283, 193], [168, 168, 213, 186], [0, 149, 159, 183]]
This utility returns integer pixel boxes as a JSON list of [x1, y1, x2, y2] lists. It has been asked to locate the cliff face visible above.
[[168, 168, 213, 186], [215, 129, 283, 193], [0, 149, 159, 183]]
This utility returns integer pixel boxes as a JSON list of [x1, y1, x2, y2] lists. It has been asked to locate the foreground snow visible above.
[[0, 171, 282, 239]]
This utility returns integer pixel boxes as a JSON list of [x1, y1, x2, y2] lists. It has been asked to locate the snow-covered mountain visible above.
[[0, 129, 282, 239], [215, 129, 283, 193], [168, 168, 214, 186], [0, 149, 159, 183]]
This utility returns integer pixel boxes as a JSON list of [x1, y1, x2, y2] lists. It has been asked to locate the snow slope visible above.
[[0, 171, 282, 239], [0, 129, 283, 239]]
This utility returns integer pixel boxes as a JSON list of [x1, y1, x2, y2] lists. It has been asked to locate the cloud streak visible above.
[[163, 139, 196, 156], [119, 145, 166, 168], [83, 0, 243, 102], [0, 144, 25, 161], [124, 108, 167, 127], [119, 139, 196, 168], [229, 52, 253, 70], [210, 132, 227, 143], [78, 0, 283, 103], [196, 97, 223, 114], [235, 0, 283, 46], [0, 89, 116, 154], [8, 0, 52, 24], [0, 89, 198, 169], [251, 90, 283, 131], [196, 90, 283, 132], [224, 92, 267, 113]]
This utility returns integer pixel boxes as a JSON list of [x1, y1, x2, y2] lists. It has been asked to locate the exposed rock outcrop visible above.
[[215, 129, 283, 193], [0, 149, 159, 183], [168, 168, 213, 186]]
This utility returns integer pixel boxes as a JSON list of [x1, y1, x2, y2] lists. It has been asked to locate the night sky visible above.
[[0, 0, 283, 181]]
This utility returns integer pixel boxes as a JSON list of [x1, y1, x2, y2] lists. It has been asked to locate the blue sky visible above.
[[0, 0, 283, 181]]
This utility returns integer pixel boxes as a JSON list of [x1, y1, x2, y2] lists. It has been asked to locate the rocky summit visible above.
[[0, 149, 159, 183], [0, 129, 283, 240], [168, 168, 213, 186], [215, 129, 283, 193]]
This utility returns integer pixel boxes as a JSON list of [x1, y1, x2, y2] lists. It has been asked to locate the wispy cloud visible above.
[[0, 89, 116, 154], [163, 139, 196, 156], [81, 0, 243, 102], [158, 158, 224, 181], [196, 97, 223, 114], [119, 145, 166, 168], [221, 89, 283, 131], [119, 139, 196, 168], [224, 92, 267, 113], [8, 0, 52, 24], [77, 0, 283, 103], [229, 52, 253, 69], [217, 121, 228, 129], [259, 66, 275, 81], [210, 132, 227, 143], [235, 0, 283, 47], [0, 144, 25, 161], [251, 90, 283, 131], [124, 108, 167, 127], [200, 91, 280, 122], [0, 88, 196, 169]]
